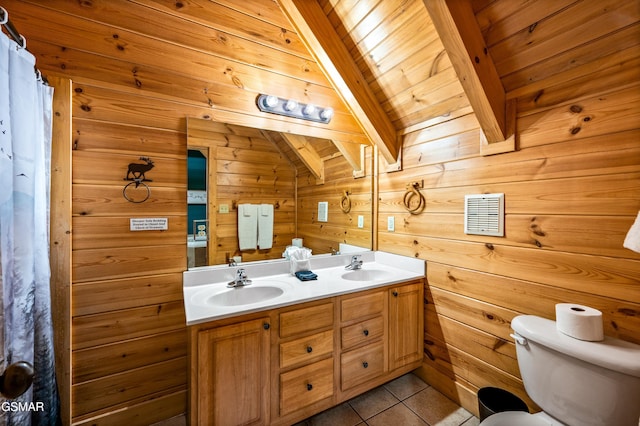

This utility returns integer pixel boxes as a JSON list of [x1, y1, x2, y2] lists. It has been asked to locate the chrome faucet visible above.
[[345, 255, 363, 270], [227, 268, 252, 288]]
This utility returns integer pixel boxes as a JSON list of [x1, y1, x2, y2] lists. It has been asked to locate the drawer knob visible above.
[[392, 291, 398, 297], [263, 323, 270, 330], [306, 346, 313, 353], [307, 383, 313, 391], [362, 361, 369, 368], [363, 329, 369, 336]]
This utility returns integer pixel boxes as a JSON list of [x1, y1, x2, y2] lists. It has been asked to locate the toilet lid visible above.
[[480, 411, 553, 426]]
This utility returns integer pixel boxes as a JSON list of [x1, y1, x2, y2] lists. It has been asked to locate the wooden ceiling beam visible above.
[[332, 141, 366, 178], [276, 0, 400, 164], [281, 133, 324, 184], [424, 0, 515, 153]]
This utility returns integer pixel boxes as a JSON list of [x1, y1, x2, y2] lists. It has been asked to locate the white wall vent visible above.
[[464, 193, 505, 236]]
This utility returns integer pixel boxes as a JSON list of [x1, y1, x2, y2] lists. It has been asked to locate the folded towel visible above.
[[257, 203, 274, 249], [295, 271, 318, 281], [238, 204, 258, 250], [623, 211, 640, 253]]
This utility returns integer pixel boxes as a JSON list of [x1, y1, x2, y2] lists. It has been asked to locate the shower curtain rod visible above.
[[1, 7, 47, 83], [0, 7, 25, 48]]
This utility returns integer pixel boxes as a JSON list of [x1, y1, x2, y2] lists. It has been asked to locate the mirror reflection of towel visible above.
[[238, 204, 258, 250], [258, 204, 274, 249], [624, 211, 640, 253]]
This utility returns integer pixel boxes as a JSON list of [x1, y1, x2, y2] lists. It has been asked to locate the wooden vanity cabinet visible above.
[[189, 279, 424, 425], [274, 301, 335, 424], [339, 289, 386, 393], [389, 281, 423, 370], [190, 316, 271, 426]]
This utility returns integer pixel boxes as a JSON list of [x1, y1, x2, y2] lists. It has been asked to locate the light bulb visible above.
[[284, 99, 298, 111], [320, 107, 334, 120], [264, 95, 279, 108], [302, 104, 316, 115]]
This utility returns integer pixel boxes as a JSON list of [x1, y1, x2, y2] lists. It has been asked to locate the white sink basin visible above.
[[207, 284, 285, 306], [341, 269, 392, 282]]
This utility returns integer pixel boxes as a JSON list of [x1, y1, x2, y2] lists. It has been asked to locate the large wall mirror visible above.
[[187, 117, 374, 268]]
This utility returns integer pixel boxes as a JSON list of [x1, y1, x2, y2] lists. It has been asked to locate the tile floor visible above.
[[295, 373, 479, 426], [152, 373, 480, 426]]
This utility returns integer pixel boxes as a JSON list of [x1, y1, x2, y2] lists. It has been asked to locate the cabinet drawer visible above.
[[341, 291, 384, 322], [341, 316, 383, 350], [280, 330, 334, 369], [280, 302, 334, 338], [341, 341, 385, 391], [280, 357, 334, 416]]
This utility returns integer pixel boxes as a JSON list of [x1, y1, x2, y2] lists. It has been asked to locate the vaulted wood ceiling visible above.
[[9, 0, 637, 170], [273, 0, 637, 167]]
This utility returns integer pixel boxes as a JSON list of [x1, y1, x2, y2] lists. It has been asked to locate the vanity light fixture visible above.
[[256, 94, 334, 124]]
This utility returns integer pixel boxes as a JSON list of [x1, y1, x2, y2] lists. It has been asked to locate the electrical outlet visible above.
[[357, 215, 364, 228], [219, 204, 229, 214], [387, 216, 395, 232]]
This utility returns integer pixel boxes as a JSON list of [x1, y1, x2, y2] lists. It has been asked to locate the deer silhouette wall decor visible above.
[[124, 156, 154, 183], [123, 156, 155, 203]]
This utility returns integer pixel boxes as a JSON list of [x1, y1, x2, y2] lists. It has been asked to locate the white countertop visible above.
[[183, 251, 425, 325]]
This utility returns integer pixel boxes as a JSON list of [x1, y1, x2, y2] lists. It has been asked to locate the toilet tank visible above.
[[511, 315, 640, 426]]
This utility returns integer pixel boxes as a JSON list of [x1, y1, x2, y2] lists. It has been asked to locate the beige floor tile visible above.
[[348, 386, 400, 420], [383, 373, 429, 401], [366, 403, 428, 426], [304, 402, 363, 426], [461, 415, 481, 426], [404, 387, 473, 426]]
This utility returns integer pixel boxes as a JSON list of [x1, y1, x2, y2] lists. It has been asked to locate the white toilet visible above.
[[480, 315, 640, 426]]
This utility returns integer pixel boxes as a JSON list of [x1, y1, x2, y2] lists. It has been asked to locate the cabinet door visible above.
[[197, 318, 270, 425], [388, 282, 423, 370]]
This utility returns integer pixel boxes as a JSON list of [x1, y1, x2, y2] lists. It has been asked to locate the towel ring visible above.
[[403, 182, 425, 215], [123, 180, 151, 203], [340, 191, 352, 213]]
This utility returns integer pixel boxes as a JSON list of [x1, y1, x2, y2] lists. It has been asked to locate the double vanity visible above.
[[183, 251, 425, 425]]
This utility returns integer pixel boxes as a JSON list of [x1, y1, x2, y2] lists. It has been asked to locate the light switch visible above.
[[387, 216, 395, 232], [318, 201, 328, 222]]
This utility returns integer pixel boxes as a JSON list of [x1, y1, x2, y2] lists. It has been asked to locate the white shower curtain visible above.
[[0, 31, 59, 425]]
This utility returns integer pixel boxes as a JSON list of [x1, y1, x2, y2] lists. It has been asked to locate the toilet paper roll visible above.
[[555, 303, 604, 341]]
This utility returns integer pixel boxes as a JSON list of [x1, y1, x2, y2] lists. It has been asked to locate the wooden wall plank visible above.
[[72, 330, 187, 383], [72, 357, 187, 417], [72, 390, 187, 426], [428, 263, 640, 343], [73, 119, 185, 157], [72, 273, 184, 316], [72, 301, 185, 350], [73, 245, 186, 283], [72, 216, 186, 250], [72, 185, 185, 217], [378, 212, 640, 260], [381, 233, 640, 302]]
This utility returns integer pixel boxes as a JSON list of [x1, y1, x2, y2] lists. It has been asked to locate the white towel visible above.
[[238, 204, 258, 250], [257, 203, 274, 249], [623, 211, 640, 254]]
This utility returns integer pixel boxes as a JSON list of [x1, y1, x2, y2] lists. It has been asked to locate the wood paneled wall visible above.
[[271, 133, 374, 254], [5, 0, 640, 423], [4, 1, 369, 423], [187, 119, 297, 265], [378, 58, 640, 417]]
